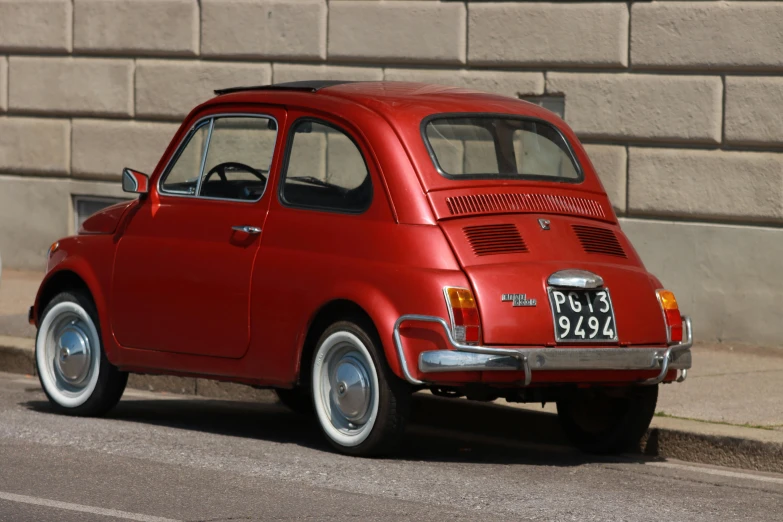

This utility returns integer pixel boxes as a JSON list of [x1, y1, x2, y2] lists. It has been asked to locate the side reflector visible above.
[[444, 287, 481, 344], [656, 289, 683, 344]]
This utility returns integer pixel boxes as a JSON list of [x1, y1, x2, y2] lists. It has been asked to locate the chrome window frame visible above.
[[157, 112, 279, 204], [420, 112, 584, 184], [158, 119, 211, 196]]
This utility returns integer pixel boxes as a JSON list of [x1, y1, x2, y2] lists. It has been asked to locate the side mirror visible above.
[[122, 168, 150, 194]]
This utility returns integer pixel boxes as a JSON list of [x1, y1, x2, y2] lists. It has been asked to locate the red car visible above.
[[31, 81, 692, 456]]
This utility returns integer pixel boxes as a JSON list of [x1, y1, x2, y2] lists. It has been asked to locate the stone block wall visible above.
[[0, 0, 782, 345]]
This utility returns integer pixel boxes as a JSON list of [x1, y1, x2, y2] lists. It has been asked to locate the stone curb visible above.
[[2, 338, 781, 473], [644, 427, 783, 475]]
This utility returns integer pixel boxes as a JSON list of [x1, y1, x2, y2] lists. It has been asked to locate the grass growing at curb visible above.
[[655, 411, 775, 431]]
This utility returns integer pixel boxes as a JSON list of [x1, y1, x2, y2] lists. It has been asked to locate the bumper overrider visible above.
[[392, 315, 693, 387]]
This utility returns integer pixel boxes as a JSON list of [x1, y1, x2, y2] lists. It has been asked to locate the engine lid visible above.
[[438, 214, 668, 346]]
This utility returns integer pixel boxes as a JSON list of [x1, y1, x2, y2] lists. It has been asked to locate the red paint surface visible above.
[[33, 82, 678, 388]]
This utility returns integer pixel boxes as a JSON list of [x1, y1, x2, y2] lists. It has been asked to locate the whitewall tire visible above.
[[311, 321, 410, 456], [36, 300, 101, 408], [35, 291, 127, 416]]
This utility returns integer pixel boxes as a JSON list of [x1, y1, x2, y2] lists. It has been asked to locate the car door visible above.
[[111, 110, 285, 358]]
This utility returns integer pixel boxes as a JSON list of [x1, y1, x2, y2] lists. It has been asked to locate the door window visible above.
[[200, 117, 277, 201], [159, 115, 278, 201], [160, 122, 210, 195], [280, 119, 372, 213]]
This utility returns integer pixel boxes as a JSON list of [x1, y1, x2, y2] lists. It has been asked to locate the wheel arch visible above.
[[34, 262, 118, 362], [36, 270, 92, 318], [293, 284, 404, 386], [294, 299, 380, 388]]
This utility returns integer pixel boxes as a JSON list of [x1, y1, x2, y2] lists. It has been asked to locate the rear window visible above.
[[423, 116, 581, 182]]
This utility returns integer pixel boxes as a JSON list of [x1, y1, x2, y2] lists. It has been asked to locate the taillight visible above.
[[656, 289, 683, 344], [444, 287, 481, 344]]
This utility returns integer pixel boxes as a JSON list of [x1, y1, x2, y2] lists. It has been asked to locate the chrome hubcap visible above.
[[313, 331, 380, 446], [54, 322, 91, 385], [331, 355, 371, 424], [319, 339, 376, 435], [46, 312, 94, 391]]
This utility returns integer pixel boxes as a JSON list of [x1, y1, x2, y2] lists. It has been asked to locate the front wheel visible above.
[[311, 321, 410, 456], [556, 385, 658, 454], [35, 291, 128, 416]]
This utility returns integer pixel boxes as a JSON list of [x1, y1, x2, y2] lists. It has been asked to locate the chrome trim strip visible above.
[[157, 119, 211, 196], [393, 315, 692, 387], [547, 269, 604, 289], [656, 289, 675, 345], [194, 118, 215, 197], [419, 352, 521, 373], [156, 112, 279, 204], [419, 346, 691, 373], [641, 317, 694, 385]]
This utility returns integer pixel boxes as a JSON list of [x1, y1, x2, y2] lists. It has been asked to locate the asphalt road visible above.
[[0, 372, 781, 522]]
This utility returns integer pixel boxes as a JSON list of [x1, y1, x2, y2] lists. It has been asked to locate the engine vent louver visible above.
[[572, 225, 627, 258], [446, 193, 606, 219], [464, 224, 529, 256]]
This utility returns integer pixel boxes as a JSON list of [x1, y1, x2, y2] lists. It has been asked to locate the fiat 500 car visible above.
[[30, 81, 692, 456]]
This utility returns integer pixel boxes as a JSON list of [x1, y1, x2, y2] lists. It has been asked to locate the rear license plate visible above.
[[548, 288, 618, 343]]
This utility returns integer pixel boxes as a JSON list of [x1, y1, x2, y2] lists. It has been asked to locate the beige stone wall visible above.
[[0, 0, 782, 345]]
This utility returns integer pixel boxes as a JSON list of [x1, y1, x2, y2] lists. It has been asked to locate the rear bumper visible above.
[[393, 315, 693, 387]]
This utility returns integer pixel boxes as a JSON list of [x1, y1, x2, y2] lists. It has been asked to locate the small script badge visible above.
[[501, 293, 537, 307]]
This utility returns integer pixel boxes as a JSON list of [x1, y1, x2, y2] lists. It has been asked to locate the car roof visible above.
[[201, 81, 604, 198], [208, 80, 559, 124]]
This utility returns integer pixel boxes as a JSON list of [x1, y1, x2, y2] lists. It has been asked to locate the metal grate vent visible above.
[[446, 193, 605, 220], [464, 224, 529, 256], [572, 225, 626, 258]]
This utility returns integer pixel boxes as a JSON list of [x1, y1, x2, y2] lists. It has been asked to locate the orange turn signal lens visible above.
[[657, 290, 678, 311], [444, 287, 481, 344], [656, 289, 683, 344], [47, 241, 59, 257]]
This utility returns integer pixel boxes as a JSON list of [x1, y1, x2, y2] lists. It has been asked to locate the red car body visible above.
[[32, 81, 691, 454]]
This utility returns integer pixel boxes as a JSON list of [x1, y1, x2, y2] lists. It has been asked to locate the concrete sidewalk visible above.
[[2, 269, 782, 471]]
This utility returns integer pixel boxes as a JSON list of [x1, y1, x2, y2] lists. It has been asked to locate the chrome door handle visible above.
[[231, 225, 262, 235]]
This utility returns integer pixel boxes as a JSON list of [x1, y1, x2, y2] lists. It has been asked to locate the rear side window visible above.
[[424, 116, 581, 182], [280, 119, 372, 213]]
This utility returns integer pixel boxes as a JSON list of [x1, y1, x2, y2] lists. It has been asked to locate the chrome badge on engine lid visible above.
[[501, 294, 537, 307]]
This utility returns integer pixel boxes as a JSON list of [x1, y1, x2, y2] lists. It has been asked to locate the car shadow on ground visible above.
[[23, 391, 654, 468]]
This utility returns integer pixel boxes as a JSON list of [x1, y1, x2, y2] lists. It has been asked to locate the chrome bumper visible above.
[[393, 315, 693, 387]]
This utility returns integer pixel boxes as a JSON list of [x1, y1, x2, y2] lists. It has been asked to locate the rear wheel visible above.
[[311, 320, 410, 456], [556, 385, 657, 454], [35, 291, 128, 416]]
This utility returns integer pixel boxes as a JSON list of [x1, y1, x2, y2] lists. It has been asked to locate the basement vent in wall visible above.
[[464, 224, 529, 256], [73, 195, 128, 233], [572, 225, 627, 258]]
